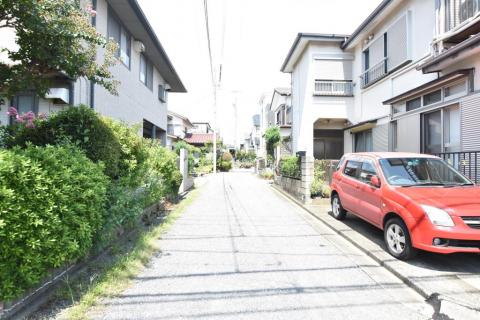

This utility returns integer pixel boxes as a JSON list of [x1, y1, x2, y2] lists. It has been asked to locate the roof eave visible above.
[[341, 0, 395, 50], [280, 33, 348, 73]]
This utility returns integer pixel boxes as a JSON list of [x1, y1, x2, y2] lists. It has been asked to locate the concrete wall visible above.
[[274, 156, 313, 204], [179, 148, 194, 193]]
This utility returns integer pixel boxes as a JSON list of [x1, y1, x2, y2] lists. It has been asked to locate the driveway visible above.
[[305, 200, 480, 319], [92, 172, 433, 320]]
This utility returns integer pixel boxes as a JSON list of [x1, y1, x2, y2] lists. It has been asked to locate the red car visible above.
[[330, 152, 480, 260]]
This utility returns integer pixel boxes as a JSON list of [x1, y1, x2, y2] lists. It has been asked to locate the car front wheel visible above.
[[331, 194, 347, 220], [384, 217, 417, 260]]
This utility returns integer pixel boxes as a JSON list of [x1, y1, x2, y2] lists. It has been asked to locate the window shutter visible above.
[[387, 14, 408, 70], [368, 36, 384, 67]]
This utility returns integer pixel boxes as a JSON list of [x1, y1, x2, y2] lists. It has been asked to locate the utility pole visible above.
[[203, 0, 217, 173]]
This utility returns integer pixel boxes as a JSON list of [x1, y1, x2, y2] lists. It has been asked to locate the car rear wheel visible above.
[[384, 217, 417, 260], [331, 194, 347, 220]]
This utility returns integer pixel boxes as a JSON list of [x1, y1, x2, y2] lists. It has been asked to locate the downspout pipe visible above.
[[90, 0, 97, 109]]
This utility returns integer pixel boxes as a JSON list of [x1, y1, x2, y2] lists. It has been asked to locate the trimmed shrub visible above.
[[310, 160, 331, 198], [218, 151, 233, 172], [144, 140, 183, 199], [279, 155, 301, 178], [6, 105, 123, 178], [0, 145, 109, 300]]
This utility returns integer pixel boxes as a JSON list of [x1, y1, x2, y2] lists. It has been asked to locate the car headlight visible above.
[[421, 205, 455, 227]]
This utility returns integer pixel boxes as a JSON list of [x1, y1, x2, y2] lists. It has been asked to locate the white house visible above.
[[282, 0, 480, 182], [166, 111, 194, 149], [262, 88, 293, 158], [0, 0, 186, 146]]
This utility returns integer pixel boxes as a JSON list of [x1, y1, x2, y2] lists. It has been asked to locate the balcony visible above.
[[313, 80, 353, 97], [360, 58, 388, 89], [445, 0, 480, 33]]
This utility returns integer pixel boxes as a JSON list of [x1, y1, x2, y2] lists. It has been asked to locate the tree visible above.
[[265, 126, 281, 158], [0, 0, 119, 98]]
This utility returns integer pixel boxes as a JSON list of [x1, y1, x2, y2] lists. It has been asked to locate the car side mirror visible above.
[[370, 175, 381, 188]]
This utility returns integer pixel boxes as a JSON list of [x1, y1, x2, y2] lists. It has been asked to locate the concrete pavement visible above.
[[300, 200, 480, 320], [92, 172, 433, 320]]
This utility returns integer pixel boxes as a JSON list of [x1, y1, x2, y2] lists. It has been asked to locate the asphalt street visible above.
[[92, 172, 434, 320]]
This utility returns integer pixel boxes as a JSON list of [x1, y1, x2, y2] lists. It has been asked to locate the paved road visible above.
[[93, 172, 433, 320]]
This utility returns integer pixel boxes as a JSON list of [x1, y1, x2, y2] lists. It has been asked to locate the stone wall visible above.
[[274, 156, 314, 204]]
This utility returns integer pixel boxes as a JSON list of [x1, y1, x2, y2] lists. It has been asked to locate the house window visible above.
[[286, 106, 292, 124], [354, 130, 373, 152], [158, 84, 167, 102], [107, 8, 131, 68], [444, 80, 467, 100], [423, 105, 460, 154], [140, 53, 153, 90], [423, 89, 442, 106], [406, 97, 421, 111]]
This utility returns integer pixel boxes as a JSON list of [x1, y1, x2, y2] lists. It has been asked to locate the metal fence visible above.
[[434, 151, 480, 184]]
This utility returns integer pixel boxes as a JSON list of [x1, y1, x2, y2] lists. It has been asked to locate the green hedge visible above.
[[6, 105, 123, 178], [279, 155, 301, 178], [1, 106, 184, 301], [0, 145, 109, 300]]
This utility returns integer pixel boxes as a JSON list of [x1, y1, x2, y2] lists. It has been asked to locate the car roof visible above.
[[343, 152, 439, 160]]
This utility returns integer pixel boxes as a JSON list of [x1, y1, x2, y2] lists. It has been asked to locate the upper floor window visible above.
[[444, 0, 480, 32], [360, 13, 410, 88], [140, 53, 153, 90], [107, 8, 131, 68]]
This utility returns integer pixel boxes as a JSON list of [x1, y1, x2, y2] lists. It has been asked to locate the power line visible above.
[[203, 0, 216, 90], [203, 0, 217, 173]]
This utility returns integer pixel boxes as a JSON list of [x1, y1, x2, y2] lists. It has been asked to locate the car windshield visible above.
[[379, 157, 472, 186]]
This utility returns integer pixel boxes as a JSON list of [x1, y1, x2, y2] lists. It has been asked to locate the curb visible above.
[[271, 184, 431, 299]]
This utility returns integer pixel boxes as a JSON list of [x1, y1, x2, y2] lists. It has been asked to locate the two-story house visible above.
[[0, 0, 186, 145], [262, 88, 293, 157], [281, 0, 437, 159], [166, 111, 194, 149]]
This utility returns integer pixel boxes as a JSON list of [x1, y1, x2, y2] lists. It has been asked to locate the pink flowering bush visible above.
[[6, 107, 46, 129]]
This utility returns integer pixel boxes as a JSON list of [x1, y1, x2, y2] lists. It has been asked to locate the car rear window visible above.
[[344, 160, 362, 178]]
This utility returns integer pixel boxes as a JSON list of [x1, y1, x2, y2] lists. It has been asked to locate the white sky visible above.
[[138, 0, 382, 146]]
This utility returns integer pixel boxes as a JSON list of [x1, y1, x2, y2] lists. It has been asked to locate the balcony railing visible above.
[[313, 80, 353, 96], [445, 0, 480, 32], [360, 58, 388, 88], [433, 151, 480, 184]]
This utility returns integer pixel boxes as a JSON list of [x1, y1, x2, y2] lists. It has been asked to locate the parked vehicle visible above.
[[330, 152, 480, 260]]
